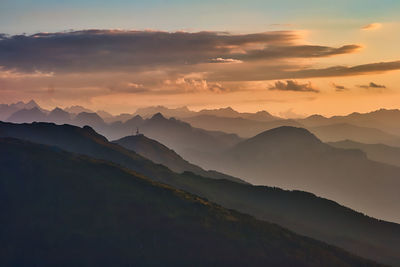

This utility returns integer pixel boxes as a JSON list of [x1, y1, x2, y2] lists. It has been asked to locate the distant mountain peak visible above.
[[151, 112, 166, 120], [255, 110, 272, 115], [50, 107, 66, 113], [221, 106, 235, 111], [307, 114, 326, 119], [65, 105, 94, 114], [26, 99, 39, 107]]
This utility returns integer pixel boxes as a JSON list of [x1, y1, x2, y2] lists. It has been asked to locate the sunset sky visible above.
[[1, 0, 400, 117]]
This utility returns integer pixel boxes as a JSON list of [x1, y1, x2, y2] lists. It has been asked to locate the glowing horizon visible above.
[[1, 0, 400, 117]]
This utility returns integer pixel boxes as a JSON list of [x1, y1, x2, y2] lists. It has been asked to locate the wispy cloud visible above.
[[211, 58, 243, 64], [362, 23, 382, 31], [269, 80, 319, 93]]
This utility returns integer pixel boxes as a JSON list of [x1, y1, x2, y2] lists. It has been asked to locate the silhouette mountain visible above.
[[113, 134, 247, 184], [0, 122, 399, 265], [73, 112, 106, 128], [64, 105, 93, 114], [134, 105, 194, 118], [47, 107, 72, 124], [309, 123, 400, 147], [329, 139, 400, 167], [207, 126, 400, 223], [7, 107, 48, 123], [3, 138, 382, 266]]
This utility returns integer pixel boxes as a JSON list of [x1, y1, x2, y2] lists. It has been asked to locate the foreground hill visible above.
[[113, 134, 247, 184], [329, 140, 400, 167], [208, 126, 400, 223], [0, 138, 381, 267], [1, 122, 399, 265]]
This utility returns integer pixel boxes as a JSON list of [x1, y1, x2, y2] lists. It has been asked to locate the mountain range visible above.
[[1, 121, 400, 266], [5, 101, 400, 148], [3, 137, 381, 266]]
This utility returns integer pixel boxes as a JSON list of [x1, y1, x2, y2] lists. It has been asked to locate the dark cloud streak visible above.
[[0, 30, 360, 74], [358, 82, 386, 89], [269, 80, 319, 93]]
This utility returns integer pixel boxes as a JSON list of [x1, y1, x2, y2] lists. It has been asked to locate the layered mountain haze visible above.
[[0, 123, 400, 266], [300, 109, 400, 137], [329, 140, 400, 167], [104, 113, 243, 164], [134, 105, 279, 121], [1, 122, 400, 265], [183, 115, 302, 137], [0, 121, 244, 185], [113, 134, 247, 184], [2, 102, 400, 265], [3, 138, 381, 266], [200, 126, 400, 223], [0, 100, 41, 121], [309, 123, 400, 147], [7, 107, 48, 123]]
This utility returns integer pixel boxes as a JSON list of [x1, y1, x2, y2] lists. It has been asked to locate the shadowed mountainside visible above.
[[2, 138, 382, 266]]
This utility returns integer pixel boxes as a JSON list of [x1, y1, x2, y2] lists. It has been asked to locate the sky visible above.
[[0, 0, 400, 117]]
